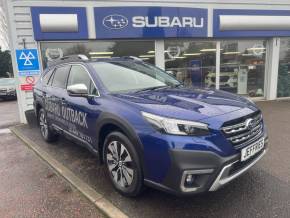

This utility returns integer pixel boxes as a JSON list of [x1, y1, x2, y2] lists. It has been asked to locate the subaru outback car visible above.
[[33, 55, 268, 197]]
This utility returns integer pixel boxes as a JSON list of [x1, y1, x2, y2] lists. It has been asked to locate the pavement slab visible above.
[[0, 100, 19, 129], [0, 131, 105, 218]]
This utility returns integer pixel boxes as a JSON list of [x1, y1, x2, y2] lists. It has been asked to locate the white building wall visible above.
[[5, 1, 37, 123], [0, 6, 9, 51], [5, 0, 290, 123]]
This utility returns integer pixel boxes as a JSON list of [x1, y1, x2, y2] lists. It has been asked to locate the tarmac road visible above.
[[12, 100, 290, 218], [0, 100, 105, 218], [0, 99, 19, 128]]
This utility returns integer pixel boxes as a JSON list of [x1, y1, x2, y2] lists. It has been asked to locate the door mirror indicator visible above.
[[67, 84, 88, 97]]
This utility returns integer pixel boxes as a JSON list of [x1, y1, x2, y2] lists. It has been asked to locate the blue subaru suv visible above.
[[33, 55, 268, 197]]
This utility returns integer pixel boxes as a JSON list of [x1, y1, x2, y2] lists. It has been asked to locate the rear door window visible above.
[[51, 65, 71, 89]]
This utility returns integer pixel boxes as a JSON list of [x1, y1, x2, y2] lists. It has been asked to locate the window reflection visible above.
[[278, 38, 290, 97], [40, 41, 155, 68], [220, 40, 266, 97], [165, 40, 216, 88]]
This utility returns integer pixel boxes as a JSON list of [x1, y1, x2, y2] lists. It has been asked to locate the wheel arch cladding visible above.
[[35, 102, 44, 120], [96, 112, 144, 165]]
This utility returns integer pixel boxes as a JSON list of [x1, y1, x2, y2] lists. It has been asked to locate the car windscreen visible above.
[[90, 61, 180, 93], [0, 78, 15, 86]]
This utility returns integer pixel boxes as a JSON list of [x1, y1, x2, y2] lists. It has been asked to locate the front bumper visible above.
[[0, 90, 16, 97], [144, 136, 268, 196], [209, 148, 267, 191]]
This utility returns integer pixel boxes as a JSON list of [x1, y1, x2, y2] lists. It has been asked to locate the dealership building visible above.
[[4, 0, 290, 123]]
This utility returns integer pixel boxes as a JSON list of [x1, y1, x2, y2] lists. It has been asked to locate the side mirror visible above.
[[67, 84, 88, 97]]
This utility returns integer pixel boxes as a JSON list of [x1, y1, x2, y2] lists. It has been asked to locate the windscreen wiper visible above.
[[171, 84, 183, 88], [135, 85, 169, 93]]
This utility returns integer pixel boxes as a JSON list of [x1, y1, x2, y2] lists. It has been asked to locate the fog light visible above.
[[185, 174, 195, 186], [181, 169, 214, 192]]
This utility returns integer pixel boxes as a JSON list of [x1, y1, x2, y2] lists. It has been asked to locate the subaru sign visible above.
[[94, 7, 208, 39], [103, 15, 129, 29]]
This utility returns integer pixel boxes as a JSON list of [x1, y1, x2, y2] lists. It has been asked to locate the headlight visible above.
[[7, 87, 15, 92], [142, 112, 209, 136]]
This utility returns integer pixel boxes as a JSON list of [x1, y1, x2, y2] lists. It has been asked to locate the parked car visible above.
[[205, 70, 238, 89], [33, 55, 268, 197], [0, 78, 17, 100]]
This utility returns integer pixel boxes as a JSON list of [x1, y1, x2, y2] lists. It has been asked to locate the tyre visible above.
[[38, 108, 58, 142], [103, 132, 143, 197]]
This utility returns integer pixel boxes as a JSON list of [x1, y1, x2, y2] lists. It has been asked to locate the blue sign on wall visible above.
[[213, 9, 290, 37], [16, 49, 40, 73], [94, 7, 208, 39], [31, 7, 88, 40]]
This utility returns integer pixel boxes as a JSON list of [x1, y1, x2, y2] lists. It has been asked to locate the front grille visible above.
[[222, 111, 263, 149], [0, 88, 6, 94]]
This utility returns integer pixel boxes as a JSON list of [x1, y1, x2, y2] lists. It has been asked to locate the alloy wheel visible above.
[[39, 111, 48, 138], [106, 141, 134, 188]]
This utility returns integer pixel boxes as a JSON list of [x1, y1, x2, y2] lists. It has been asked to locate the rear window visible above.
[[51, 65, 70, 89]]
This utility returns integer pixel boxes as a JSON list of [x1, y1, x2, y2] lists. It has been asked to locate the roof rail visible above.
[[123, 56, 144, 62], [47, 54, 89, 67], [60, 54, 89, 61]]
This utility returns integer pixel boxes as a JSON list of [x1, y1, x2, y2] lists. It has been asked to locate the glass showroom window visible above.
[[277, 38, 290, 98], [164, 40, 216, 88], [220, 40, 267, 97], [40, 41, 155, 68]]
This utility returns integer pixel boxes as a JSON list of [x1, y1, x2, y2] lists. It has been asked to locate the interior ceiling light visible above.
[[89, 51, 114, 55], [246, 47, 266, 51], [91, 56, 111, 59], [242, 53, 254, 56], [222, 51, 241, 55], [222, 62, 239, 65], [200, 49, 223, 52], [139, 55, 155, 58], [184, 53, 202, 56], [147, 51, 155, 54]]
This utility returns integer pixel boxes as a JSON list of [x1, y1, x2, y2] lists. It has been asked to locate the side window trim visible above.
[[41, 68, 52, 86], [68, 64, 100, 97], [48, 68, 56, 86]]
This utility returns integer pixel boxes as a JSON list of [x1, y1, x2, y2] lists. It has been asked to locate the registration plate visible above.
[[241, 138, 264, 162]]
